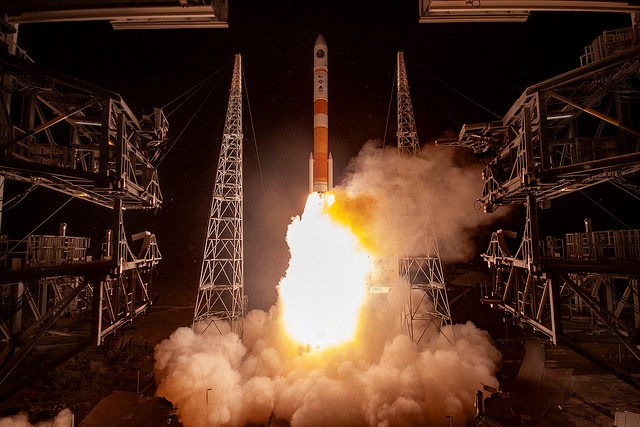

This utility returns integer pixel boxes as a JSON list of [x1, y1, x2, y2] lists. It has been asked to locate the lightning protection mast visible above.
[[396, 51, 453, 344], [397, 52, 420, 157], [193, 54, 246, 335]]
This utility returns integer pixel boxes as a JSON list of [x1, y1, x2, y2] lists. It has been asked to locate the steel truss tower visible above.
[[396, 52, 452, 344], [193, 54, 245, 335]]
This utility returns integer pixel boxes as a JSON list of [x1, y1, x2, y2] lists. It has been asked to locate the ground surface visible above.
[[449, 268, 640, 427], [2, 270, 640, 426], [0, 276, 194, 424]]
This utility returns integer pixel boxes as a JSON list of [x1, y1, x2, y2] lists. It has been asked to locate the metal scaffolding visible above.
[[2, 0, 228, 30], [396, 51, 452, 344], [452, 28, 640, 386], [0, 36, 164, 399], [193, 54, 245, 336]]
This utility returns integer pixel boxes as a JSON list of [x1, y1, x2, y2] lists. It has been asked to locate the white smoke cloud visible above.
[[0, 409, 72, 427], [338, 141, 508, 263], [156, 314, 499, 427], [154, 142, 504, 426]]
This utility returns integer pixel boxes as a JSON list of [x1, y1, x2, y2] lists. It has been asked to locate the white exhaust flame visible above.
[[278, 192, 372, 349]]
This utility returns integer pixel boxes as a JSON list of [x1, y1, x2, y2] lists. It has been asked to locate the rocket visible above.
[[309, 34, 333, 194]]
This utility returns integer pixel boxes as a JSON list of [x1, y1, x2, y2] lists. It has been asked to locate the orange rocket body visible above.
[[310, 34, 333, 193]]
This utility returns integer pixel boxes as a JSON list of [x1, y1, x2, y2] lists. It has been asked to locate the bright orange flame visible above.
[[278, 192, 373, 350], [324, 189, 379, 254]]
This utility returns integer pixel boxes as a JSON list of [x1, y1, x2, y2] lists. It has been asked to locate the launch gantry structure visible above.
[[0, 25, 165, 399], [396, 51, 453, 344], [418, 0, 640, 23], [449, 27, 640, 385], [193, 54, 246, 336], [0, 0, 228, 29]]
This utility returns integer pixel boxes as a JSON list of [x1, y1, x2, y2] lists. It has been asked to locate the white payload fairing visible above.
[[309, 34, 333, 194]]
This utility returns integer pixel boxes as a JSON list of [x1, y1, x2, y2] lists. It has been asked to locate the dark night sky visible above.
[[8, 2, 636, 308]]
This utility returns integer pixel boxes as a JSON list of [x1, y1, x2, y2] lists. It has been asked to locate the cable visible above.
[[408, 57, 502, 120], [610, 180, 640, 202], [157, 75, 223, 166], [243, 68, 274, 235], [579, 190, 630, 230], [610, 177, 640, 202], [382, 61, 396, 150], [163, 74, 214, 118], [161, 59, 231, 117], [155, 62, 233, 165], [1, 183, 39, 213], [89, 234, 107, 258], [417, 72, 460, 129]]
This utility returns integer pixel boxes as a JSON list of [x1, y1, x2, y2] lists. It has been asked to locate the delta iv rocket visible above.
[[309, 34, 333, 194]]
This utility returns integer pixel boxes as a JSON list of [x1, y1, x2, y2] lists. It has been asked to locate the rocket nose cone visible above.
[[314, 34, 327, 66], [315, 34, 326, 47]]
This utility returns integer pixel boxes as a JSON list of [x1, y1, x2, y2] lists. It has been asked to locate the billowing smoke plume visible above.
[[154, 142, 504, 426], [0, 409, 72, 427], [335, 141, 506, 263], [156, 318, 499, 427]]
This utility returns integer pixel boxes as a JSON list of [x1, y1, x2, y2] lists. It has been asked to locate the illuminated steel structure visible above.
[[419, 0, 640, 23], [397, 52, 420, 157], [0, 0, 223, 402], [396, 52, 452, 344], [193, 55, 246, 335], [450, 28, 640, 386], [0, 29, 165, 399], [2, 0, 228, 29]]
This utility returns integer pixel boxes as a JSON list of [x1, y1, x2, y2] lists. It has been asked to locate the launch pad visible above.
[[0, 1, 639, 425]]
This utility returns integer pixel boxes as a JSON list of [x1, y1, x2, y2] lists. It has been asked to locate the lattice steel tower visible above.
[[397, 52, 420, 157], [396, 51, 452, 344], [193, 54, 245, 335]]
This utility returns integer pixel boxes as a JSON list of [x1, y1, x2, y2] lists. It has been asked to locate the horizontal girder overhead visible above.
[[0, 0, 228, 29], [419, 0, 640, 22]]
